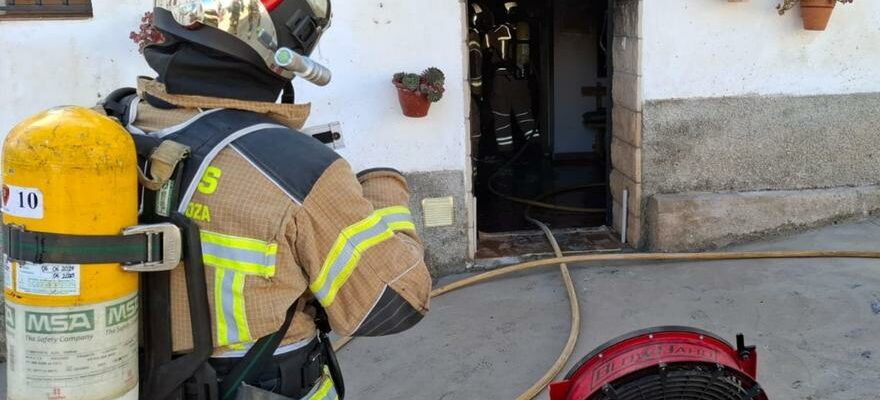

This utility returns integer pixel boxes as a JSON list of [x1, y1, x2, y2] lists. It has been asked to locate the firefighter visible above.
[[487, 1, 538, 155], [469, 2, 488, 168], [106, 1, 432, 399]]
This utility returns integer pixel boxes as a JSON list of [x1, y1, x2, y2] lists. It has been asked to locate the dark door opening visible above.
[[468, 0, 619, 259]]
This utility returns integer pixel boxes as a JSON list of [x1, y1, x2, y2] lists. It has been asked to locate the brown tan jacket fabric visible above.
[[128, 82, 431, 355]]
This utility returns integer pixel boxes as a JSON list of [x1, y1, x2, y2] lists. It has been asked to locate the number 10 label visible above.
[[2, 185, 44, 219]]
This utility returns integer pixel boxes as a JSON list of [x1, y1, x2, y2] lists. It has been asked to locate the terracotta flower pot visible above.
[[800, 0, 836, 31], [397, 88, 431, 118]]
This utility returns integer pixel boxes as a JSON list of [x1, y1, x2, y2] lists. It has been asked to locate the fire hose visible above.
[[334, 142, 880, 399]]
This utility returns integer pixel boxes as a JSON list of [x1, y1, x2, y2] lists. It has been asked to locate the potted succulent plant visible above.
[[778, 0, 854, 31], [392, 68, 445, 118]]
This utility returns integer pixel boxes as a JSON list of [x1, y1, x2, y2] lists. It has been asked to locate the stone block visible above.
[[612, 36, 641, 76], [646, 185, 880, 252], [610, 169, 643, 217], [613, 0, 642, 39], [611, 139, 642, 183], [612, 104, 642, 147], [612, 72, 642, 113], [613, 200, 643, 247]]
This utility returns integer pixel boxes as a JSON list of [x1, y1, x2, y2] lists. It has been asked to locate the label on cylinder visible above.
[[2, 184, 45, 219], [15, 262, 80, 296], [5, 292, 139, 400]]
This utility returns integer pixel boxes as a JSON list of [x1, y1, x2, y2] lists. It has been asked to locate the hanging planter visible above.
[[800, 0, 836, 30], [778, 0, 855, 31], [392, 68, 446, 118], [397, 89, 431, 118]]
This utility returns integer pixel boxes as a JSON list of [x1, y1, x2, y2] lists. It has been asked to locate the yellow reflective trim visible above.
[[374, 205, 411, 218], [201, 230, 279, 254], [309, 375, 335, 400], [321, 230, 395, 306], [203, 254, 276, 278], [387, 221, 416, 232], [232, 271, 251, 343], [312, 212, 386, 290], [228, 343, 247, 351], [310, 207, 412, 294], [215, 267, 229, 346], [321, 221, 416, 307]]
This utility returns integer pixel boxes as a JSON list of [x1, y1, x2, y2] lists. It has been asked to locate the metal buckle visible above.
[[122, 223, 182, 272]]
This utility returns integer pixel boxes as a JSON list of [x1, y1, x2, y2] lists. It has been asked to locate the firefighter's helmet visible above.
[[152, 0, 331, 82]]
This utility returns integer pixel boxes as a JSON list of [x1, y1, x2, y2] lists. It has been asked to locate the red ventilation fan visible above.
[[551, 327, 768, 400], [261, 0, 283, 12]]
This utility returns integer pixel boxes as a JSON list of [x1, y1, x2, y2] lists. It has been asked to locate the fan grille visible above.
[[587, 363, 765, 400]]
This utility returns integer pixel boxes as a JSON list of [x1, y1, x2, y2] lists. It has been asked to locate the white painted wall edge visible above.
[[642, 0, 880, 100]]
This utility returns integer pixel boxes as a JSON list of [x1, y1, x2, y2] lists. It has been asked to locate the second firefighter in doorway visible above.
[[487, 1, 538, 154]]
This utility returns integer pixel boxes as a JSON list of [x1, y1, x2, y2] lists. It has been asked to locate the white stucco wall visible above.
[[296, 0, 466, 172], [0, 1, 152, 138], [643, 0, 880, 100], [0, 0, 468, 173]]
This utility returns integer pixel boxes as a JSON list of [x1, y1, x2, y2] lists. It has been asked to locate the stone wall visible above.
[[405, 170, 471, 277], [609, 0, 644, 247], [648, 186, 880, 251], [642, 93, 880, 250], [642, 94, 880, 195]]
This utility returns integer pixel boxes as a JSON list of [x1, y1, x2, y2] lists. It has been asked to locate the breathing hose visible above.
[[333, 141, 880, 399]]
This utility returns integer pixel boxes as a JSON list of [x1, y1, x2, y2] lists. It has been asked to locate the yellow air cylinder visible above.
[[3, 107, 140, 400]]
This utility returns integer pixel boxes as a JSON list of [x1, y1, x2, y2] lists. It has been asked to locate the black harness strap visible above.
[[162, 109, 281, 198], [2, 224, 162, 265], [141, 213, 217, 400]]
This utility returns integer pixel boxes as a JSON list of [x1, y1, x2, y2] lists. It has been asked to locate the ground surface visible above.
[[338, 218, 880, 400], [2, 218, 880, 399]]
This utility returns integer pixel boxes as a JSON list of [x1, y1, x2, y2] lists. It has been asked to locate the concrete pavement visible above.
[[339, 218, 880, 399], [2, 218, 880, 399]]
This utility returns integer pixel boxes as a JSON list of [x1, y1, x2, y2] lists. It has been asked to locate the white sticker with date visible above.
[[2, 184, 44, 219], [16, 262, 80, 296]]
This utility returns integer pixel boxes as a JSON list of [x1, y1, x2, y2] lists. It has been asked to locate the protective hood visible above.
[[144, 29, 288, 102]]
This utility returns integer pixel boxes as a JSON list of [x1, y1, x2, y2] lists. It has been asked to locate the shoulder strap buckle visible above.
[[122, 223, 182, 272]]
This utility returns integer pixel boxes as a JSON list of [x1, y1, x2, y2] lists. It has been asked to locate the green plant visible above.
[[778, 0, 854, 15], [402, 74, 421, 91], [392, 67, 446, 103]]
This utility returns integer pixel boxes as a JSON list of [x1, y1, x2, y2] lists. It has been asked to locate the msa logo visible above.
[[26, 310, 94, 334], [106, 297, 138, 327]]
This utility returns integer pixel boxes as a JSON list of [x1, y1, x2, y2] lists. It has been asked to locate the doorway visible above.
[[468, 0, 620, 259]]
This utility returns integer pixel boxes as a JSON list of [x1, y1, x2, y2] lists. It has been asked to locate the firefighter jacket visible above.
[[116, 78, 432, 356]]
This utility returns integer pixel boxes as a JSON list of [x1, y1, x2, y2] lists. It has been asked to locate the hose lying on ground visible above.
[[515, 199, 580, 399]]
